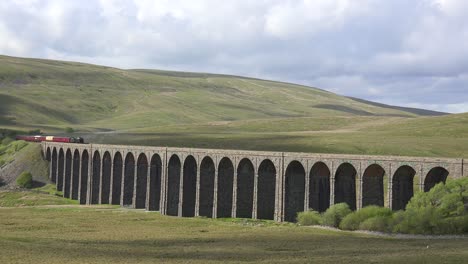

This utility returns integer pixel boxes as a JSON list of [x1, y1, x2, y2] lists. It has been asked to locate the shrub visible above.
[[340, 206, 393, 231], [359, 215, 393, 233], [322, 203, 352, 227], [393, 177, 468, 234], [297, 210, 322, 226], [1, 137, 13, 146], [64, 127, 74, 133], [17, 171, 33, 189]]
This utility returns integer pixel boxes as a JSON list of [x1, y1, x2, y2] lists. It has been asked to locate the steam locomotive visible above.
[[15, 135, 85, 144]]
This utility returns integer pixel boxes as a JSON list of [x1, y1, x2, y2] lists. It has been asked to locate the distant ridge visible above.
[[347, 97, 448, 116]]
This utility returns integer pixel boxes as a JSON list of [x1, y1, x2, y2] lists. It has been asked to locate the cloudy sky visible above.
[[1, 0, 467, 113]]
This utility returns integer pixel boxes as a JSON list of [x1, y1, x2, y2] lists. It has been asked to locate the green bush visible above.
[[322, 203, 352, 227], [340, 206, 393, 231], [393, 177, 468, 234], [359, 215, 393, 233], [297, 210, 322, 226], [64, 127, 74, 133], [1, 137, 13, 146], [16, 171, 33, 189]]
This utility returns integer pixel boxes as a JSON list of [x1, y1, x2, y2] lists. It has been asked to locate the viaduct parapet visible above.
[[41, 142, 465, 222]]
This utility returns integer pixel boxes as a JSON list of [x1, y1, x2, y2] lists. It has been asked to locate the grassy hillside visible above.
[[0, 55, 466, 158], [0, 55, 430, 129]]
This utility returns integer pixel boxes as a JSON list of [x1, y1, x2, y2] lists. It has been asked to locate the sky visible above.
[[1, 0, 467, 113]]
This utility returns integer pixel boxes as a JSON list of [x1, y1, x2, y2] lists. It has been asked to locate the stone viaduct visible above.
[[41, 142, 466, 222]]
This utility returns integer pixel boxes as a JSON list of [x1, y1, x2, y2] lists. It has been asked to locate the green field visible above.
[[1, 55, 466, 158], [0, 204, 467, 264]]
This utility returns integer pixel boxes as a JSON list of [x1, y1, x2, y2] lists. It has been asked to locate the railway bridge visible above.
[[41, 142, 466, 222]]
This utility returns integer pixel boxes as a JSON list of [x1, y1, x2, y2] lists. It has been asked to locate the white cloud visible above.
[[0, 0, 467, 113]]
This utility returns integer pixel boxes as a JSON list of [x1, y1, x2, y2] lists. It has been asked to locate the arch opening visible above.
[[57, 149, 64, 191], [309, 162, 330, 212], [64, 149, 72, 198], [167, 155, 181, 216], [199, 156, 215, 218], [112, 152, 123, 205], [236, 158, 254, 218], [148, 154, 162, 211], [101, 152, 112, 204], [424, 167, 449, 192], [217, 157, 234, 218], [182, 156, 196, 217], [80, 150, 89, 204], [362, 164, 385, 207], [91, 151, 101, 204], [334, 163, 357, 210], [135, 154, 148, 209], [51, 148, 57, 184], [284, 161, 305, 222], [257, 159, 276, 220], [123, 153, 135, 206], [392, 165, 415, 210], [71, 150, 80, 200], [46, 147, 51, 161]]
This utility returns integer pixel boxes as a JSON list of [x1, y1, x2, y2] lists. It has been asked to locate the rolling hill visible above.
[[0, 55, 466, 158]]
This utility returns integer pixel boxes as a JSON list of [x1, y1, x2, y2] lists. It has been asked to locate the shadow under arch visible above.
[[167, 154, 181, 216], [236, 158, 254, 219], [101, 151, 112, 204], [309, 161, 330, 213], [148, 154, 162, 211], [362, 164, 385, 207], [284, 160, 305, 222], [135, 153, 148, 209], [200, 156, 215, 218], [257, 159, 276, 220], [392, 165, 416, 210], [123, 152, 135, 207], [182, 155, 197, 217], [424, 167, 449, 192], [334, 163, 357, 210], [217, 157, 234, 218]]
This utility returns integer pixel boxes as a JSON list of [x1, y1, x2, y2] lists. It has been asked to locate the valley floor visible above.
[[0, 201, 467, 263]]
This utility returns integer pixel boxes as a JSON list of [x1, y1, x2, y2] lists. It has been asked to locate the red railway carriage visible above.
[[15, 135, 85, 143]]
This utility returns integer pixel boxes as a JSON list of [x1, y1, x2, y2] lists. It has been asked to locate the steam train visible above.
[[15, 135, 85, 144]]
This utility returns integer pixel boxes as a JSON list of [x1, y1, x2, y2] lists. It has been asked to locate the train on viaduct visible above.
[[41, 142, 466, 222]]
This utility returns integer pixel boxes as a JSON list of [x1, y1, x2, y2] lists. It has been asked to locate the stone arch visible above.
[[135, 153, 148, 209], [236, 158, 254, 218], [424, 167, 449, 192], [101, 151, 112, 204], [182, 155, 197, 217], [51, 148, 57, 184], [284, 160, 305, 222], [64, 149, 72, 198], [334, 163, 357, 210], [309, 162, 330, 212], [392, 165, 416, 210], [167, 154, 181, 216], [91, 151, 101, 204], [257, 159, 276, 220], [217, 157, 234, 218], [57, 148, 64, 191], [123, 152, 135, 206], [362, 164, 385, 207], [112, 152, 123, 205], [200, 156, 215, 218], [80, 150, 89, 204], [148, 154, 162, 211], [72, 149, 80, 200]]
